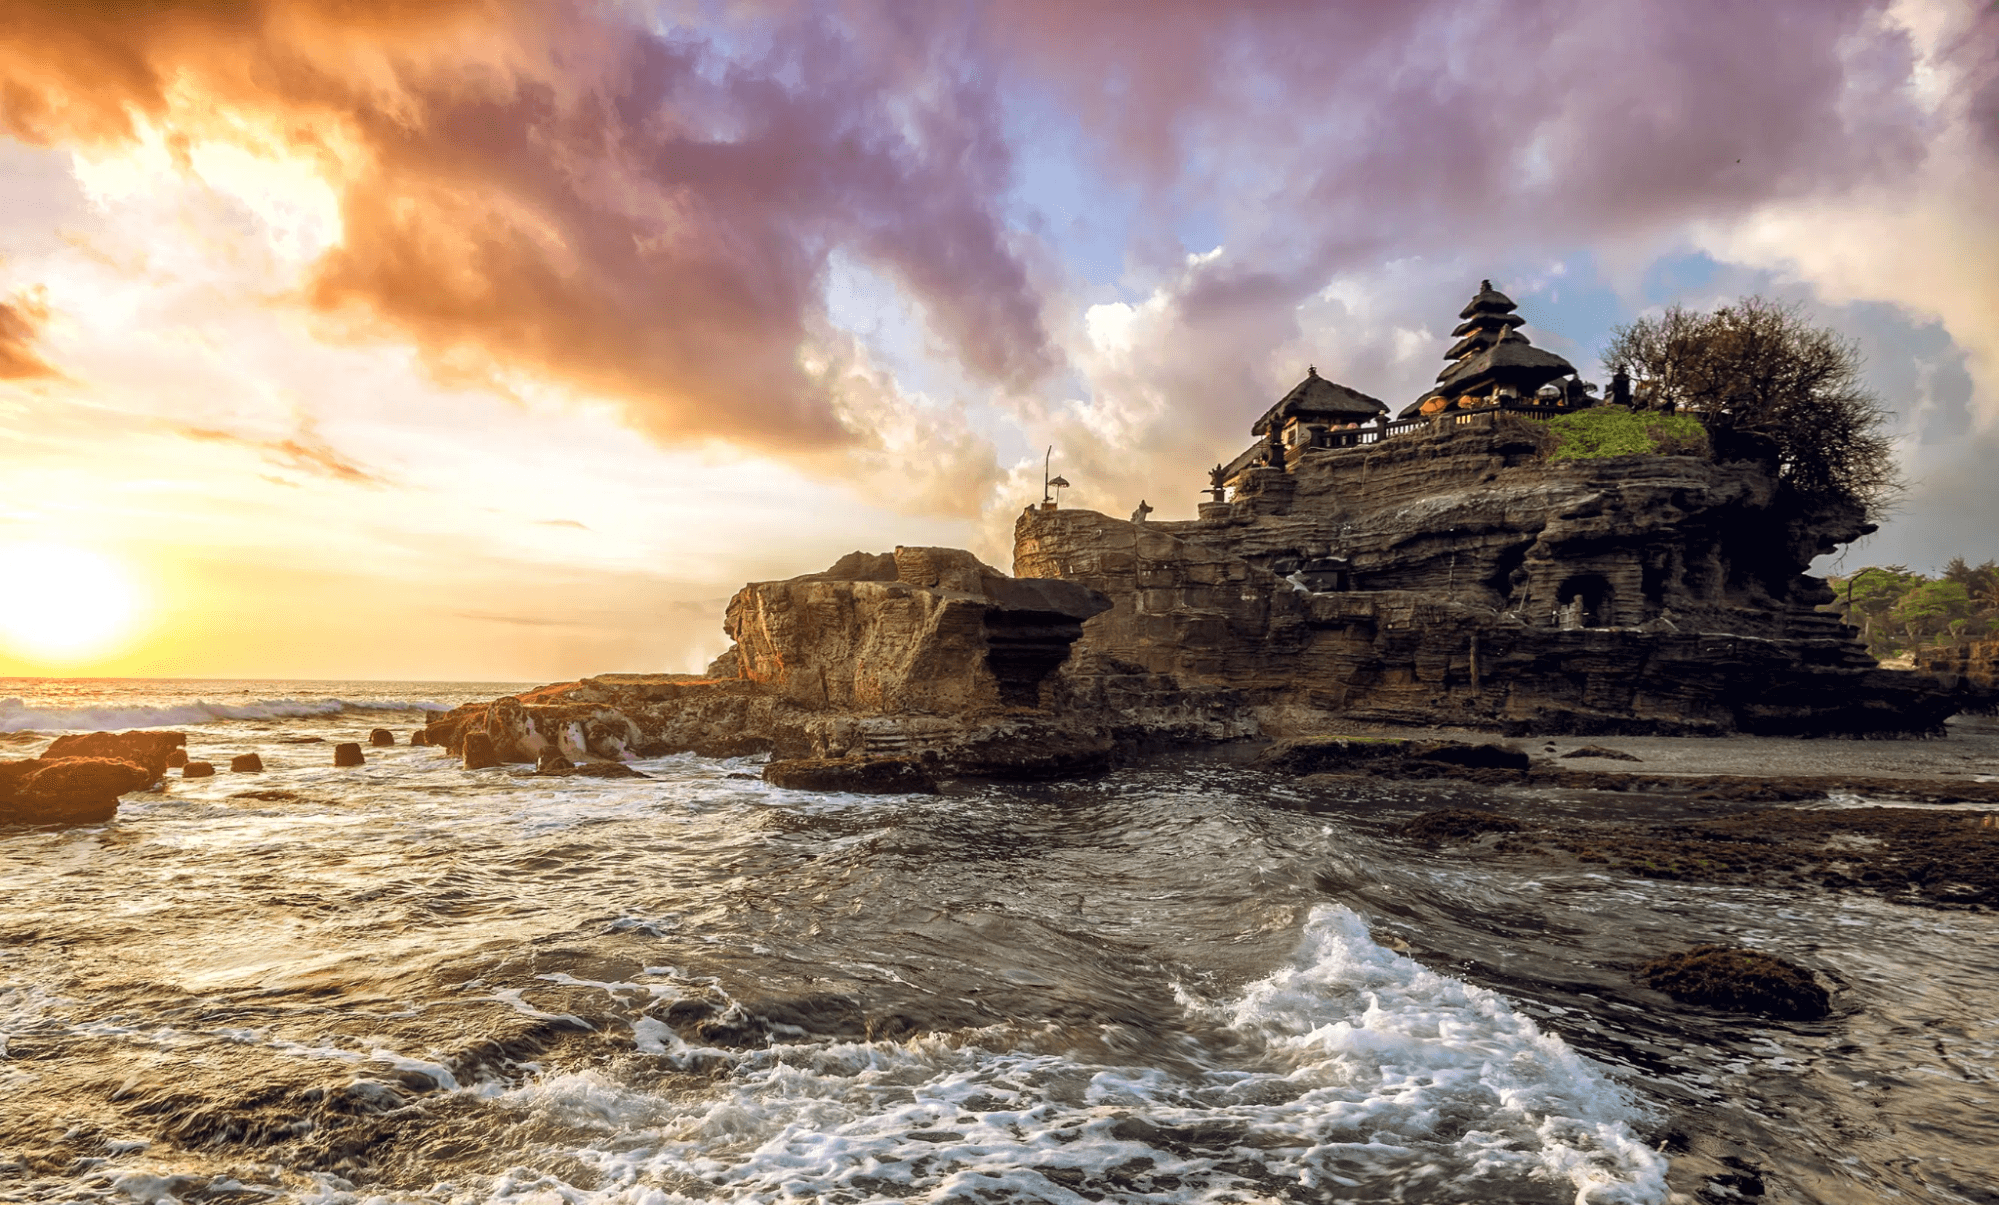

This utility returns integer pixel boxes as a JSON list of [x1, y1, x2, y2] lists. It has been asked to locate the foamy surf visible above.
[[0, 695, 445, 733], [478, 905, 1668, 1204]]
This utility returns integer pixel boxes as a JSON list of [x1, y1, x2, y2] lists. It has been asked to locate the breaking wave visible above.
[[479, 905, 1668, 1204], [0, 695, 446, 734]]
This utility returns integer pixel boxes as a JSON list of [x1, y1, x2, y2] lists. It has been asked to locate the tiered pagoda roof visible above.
[[1399, 281, 1576, 417]]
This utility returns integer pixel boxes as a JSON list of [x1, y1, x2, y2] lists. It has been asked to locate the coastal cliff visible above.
[[424, 546, 1114, 775], [431, 282, 1980, 768], [1014, 413, 1965, 738]]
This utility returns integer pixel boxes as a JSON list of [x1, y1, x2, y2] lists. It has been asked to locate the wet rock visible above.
[[182, 761, 215, 779], [1561, 744, 1642, 761], [0, 756, 152, 825], [462, 731, 501, 770], [538, 760, 647, 779], [369, 728, 395, 747], [763, 756, 938, 794], [1256, 735, 1410, 774], [166, 748, 188, 768], [1402, 808, 1522, 844], [229, 753, 263, 772], [41, 730, 186, 779], [1407, 741, 1529, 771], [409, 729, 429, 746], [1637, 945, 1831, 1020], [536, 748, 573, 773], [332, 742, 365, 767]]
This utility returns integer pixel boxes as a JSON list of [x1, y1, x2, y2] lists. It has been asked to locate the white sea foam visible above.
[[483, 904, 1669, 1204], [0, 695, 445, 733]]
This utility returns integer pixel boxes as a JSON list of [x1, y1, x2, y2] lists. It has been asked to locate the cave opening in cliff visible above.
[[1558, 574, 1616, 628], [983, 612, 1088, 707]]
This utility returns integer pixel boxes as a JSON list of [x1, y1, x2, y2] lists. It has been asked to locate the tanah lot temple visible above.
[[1211, 280, 1611, 497]]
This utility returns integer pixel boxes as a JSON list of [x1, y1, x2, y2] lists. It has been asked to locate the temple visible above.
[[1217, 281, 1592, 493], [1008, 278, 1970, 736], [1402, 280, 1583, 416]]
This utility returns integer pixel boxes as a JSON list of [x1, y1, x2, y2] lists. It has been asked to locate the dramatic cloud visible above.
[[0, 0, 1053, 454], [0, 287, 53, 378]]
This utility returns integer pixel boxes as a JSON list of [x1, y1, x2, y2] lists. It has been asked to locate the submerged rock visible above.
[[42, 730, 185, 780], [1402, 808, 1523, 844], [230, 754, 263, 773], [1637, 945, 1831, 1020], [764, 756, 939, 794], [332, 743, 365, 767], [182, 761, 215, 779], [0, 756, 153, 826]]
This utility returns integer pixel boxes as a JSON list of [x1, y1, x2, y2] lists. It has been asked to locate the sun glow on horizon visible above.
[[0, 543, 145, 663]]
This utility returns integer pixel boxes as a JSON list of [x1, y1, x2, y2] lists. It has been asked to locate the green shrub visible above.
[[1546, 406, 1710, 462]]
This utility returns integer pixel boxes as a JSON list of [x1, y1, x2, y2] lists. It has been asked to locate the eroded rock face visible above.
[[0, 757, 153, 826], [725, 546, 1110, 713], [438, 549, 1112, 777], [1014, 418, 1966, 736]]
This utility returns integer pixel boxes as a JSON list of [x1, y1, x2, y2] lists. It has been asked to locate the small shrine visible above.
[[1398, 280, 1581, 417], [1250, 366, 1390, 442]]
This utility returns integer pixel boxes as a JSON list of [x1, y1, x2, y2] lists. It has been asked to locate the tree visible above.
[[1602, 297, 1899, 513]]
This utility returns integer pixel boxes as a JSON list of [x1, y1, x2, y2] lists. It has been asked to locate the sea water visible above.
[[0, 679, 1994, 1203]]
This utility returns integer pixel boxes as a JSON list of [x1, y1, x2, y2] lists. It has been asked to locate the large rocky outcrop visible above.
[[0, 757, 154, 826], [41, 731, 186, 780], [1014, 415, 1970, 736], [431, 547, 1113, 776]]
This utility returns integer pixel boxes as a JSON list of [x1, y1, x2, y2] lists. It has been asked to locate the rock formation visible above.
[[431, 546, 1112, 776], [369, 728, 395, 747], [1013, 413, 1970, 737], [0, 757, 154, 826], [42, 730, 185, 780], [445, 281, 1972, 769], [182, 761, 215, 778], [230, 753, 264, 772], [333, 742, 365, 767]]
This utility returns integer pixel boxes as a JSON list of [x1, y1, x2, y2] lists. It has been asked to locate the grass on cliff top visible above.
[[1546, 405, 1709, 461]]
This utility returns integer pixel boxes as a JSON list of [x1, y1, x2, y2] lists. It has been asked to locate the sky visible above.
[[0, 0, 1994, 681]]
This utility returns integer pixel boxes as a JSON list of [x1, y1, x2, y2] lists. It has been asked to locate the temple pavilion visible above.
[[1398, 280, 1579, 417], [1251, 366, 1389, 439]]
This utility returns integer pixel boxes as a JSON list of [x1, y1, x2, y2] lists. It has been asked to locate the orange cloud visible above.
[[173, 419, 388, 486], [0, 0, 1053, 456], [0, 287, 55, 379]]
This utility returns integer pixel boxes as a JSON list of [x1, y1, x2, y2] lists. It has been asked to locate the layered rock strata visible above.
[[428, 547, 1113, 776], [1014, 416, 1971, 737]]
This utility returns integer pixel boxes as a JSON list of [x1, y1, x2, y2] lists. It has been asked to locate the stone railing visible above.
[[1309, 400, 1571, 450]]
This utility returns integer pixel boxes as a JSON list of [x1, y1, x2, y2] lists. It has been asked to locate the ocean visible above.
[[1, 679, 1994, 1203]]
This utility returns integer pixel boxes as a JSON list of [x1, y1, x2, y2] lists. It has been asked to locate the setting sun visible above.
[[0, 543, 142, 661]]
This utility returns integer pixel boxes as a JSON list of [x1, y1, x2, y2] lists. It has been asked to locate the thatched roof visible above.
[[1450, 312, 1524, 338], [1457, 279, 1518, 319], [1435, 329, 1576, 389], [1250, 368, 1389, 436]]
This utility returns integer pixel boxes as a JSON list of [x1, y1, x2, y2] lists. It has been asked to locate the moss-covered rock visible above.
[[1637, 945, 1830, 1019]]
